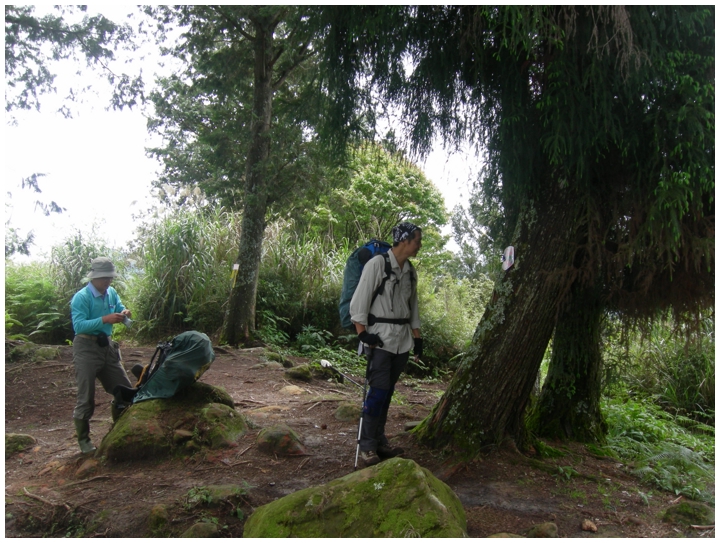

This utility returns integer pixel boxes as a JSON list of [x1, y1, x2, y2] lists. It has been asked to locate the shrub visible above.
[[413, 273, 493, 375], [603, 317, 714, 422], [5, 261, 65, 344]]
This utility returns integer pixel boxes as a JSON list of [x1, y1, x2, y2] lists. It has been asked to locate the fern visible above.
[[601, 397, 714, 504]]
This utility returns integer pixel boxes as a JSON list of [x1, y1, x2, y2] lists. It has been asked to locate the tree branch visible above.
[[272, 44, 316, 90], [212, 6, 255, 42]]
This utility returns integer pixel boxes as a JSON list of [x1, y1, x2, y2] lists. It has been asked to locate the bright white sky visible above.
[[5, 6, 477, 262]]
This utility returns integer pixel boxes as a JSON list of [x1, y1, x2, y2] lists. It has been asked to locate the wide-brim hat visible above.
[[88, 257, 118, 279]]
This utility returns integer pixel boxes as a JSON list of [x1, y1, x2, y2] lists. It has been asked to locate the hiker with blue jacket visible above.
[[70, 257, 133, 454], [349, 222, 423, 467]]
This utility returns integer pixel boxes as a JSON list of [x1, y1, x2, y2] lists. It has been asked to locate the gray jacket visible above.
[[349, 249, 420, 354]]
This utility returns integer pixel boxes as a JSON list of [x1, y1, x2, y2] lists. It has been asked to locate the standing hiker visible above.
[[70, 257, 133, 453], [349, 222, 423, 467]]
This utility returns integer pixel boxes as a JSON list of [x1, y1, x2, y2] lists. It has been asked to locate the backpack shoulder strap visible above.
[[370, 253, 394, 307]]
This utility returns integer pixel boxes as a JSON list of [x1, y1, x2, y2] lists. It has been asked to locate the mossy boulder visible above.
[[256, 424, 308, 456], [5, 433, 36, 459], [243, 458, 467, 537], [285, 364, 313, 382], [97, 382, 246, 461], [663, 501, 714, 527]]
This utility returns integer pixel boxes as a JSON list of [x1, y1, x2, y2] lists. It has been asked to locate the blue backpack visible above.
[[339, 238, 418, 331], [339, 239, 392, 330]]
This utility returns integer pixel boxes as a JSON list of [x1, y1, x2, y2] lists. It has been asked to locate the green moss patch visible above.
[[243, 458, 467, 537]]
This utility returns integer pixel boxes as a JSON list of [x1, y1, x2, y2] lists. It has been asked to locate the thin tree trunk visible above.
[[531, 281, 608, 443], [415, 181, 580, 453], [222, 16, 276, 346]]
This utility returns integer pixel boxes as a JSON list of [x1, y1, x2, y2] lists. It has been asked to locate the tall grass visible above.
[[257, 221, 348, 338], [129, 207, 240, 339]]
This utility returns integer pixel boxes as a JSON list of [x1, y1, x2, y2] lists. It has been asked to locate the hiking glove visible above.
[[359, 331, 384, 348], [413, 338, 423, 359]]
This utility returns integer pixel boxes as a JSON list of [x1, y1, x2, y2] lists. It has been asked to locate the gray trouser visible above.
[[359, 347, 408, 452], [72, 336, 132, 420]]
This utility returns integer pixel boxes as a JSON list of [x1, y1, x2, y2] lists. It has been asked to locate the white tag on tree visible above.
[[502, 246, 515, 271]]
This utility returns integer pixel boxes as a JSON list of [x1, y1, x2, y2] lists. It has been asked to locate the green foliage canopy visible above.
[[319, 5, 714, 318]]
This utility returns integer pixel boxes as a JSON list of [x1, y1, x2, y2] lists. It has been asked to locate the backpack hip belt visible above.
[[368, 314, 410, 326]]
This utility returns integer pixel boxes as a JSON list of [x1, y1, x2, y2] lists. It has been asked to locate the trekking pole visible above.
[[354, 355, 372, 470], [319, 359, 364, 390]]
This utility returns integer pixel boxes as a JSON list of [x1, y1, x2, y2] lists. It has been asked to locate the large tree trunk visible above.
[[415, 182, 580, 453], [221, 14, 277, 346], [531, 281, 608, 443]]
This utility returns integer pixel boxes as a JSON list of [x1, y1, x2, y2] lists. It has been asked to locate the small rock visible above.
[[75, 458, 100, 479], [5, 433, 36, 459], [404, 421, 422, 431], [280, 385, 304, 395], [581, 519, 597, 532], [148, 504, 169, 531], [264, 351, 284, 363], [334, 402, 361, 422], [257, 424, 308, 456], [181, 522, 219, 538], [526, 521, 558, 537], [173, 429, 194, 443]]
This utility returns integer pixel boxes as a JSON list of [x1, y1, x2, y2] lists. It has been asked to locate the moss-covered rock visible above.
[[264, 351, 285, 363], [5, 433, 36, 459], [148, 504, 169, 532], [334, 402, 361, 422], [180, 522, 219, 537], [97, 383, 246, 462], [285, 364, 313, 382], [185, 484, 249, 509], [663, 501, 714, 527], [250, 361, 283, 370], [198, 404, 247, 449], [526, 521, 558, 537], [243, 458, 467, 537], [6, 342, 59, 363], [256, 424, 308, 456]]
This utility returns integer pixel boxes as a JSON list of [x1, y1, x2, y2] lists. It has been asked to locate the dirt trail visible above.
[[4, 343, 711, 537]]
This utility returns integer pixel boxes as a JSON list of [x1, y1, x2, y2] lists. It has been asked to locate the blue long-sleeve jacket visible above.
[[70, 283, 126, 336]]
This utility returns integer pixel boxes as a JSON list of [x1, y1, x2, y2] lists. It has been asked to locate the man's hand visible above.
[[121, 309, 132, 318], [102, 313, 126, 325], [413, 337, 423, 361], [358, 331, 384, 348]]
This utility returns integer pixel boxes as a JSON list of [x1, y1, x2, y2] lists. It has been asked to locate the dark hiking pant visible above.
[[359, 347, 408, 452], [72, 335, 132, 421]]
